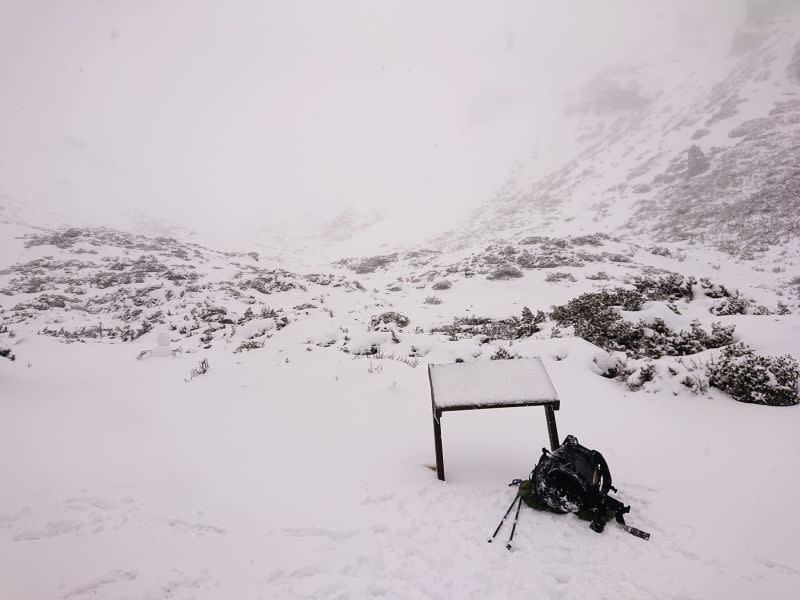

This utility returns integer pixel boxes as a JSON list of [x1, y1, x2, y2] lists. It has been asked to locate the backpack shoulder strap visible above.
[[592, 450, 614, 495]]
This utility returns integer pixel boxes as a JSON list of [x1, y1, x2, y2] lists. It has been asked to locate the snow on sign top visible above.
[[429, 358, 559, 409]]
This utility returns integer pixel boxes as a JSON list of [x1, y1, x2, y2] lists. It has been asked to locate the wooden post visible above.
[[433, 409, 445, 481], [544, 405, 560, 451], [428, 364, 446, 481]]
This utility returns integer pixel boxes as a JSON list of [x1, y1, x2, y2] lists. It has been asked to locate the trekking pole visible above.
[[488, 493, 520, 543], [618, 523, 651, 541], [506, 495, 524, 551]]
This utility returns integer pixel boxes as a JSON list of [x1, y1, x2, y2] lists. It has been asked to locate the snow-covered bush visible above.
[[633, 274, 695, 302], [585, 271, 610, 281], [339, 253, 398, 274], [490, 346, 516, 360], [636, 320, 735, 358], [370, 312, 410, 330], [593, 353, 633, 381], [424, 296, 443, 305], [186, 358, 210, 381], [234, 340, 264, 353], [571, 233, 609, 246], [545, 271, 576, 283], [487, 264, 524, 280], [432, 307, 545, 341], [710, 291, 750, 315], [0, 345, 15, 362], [431, 280, 452, 291], [627, 363, 656, 390], [550, 288, 644, 347], [681, 373, 709, 395], [707, 344, 799, 406], [551, 290, 734, 358], [699, 278, 731, 299]]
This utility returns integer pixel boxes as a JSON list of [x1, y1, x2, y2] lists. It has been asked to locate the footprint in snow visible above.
[[14, 520, 83, 542], [62, 569, 137, 599], [168, 519, 227, 536]]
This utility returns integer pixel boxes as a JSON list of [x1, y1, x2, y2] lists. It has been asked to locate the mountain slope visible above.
[[450, 8, 800, 256]]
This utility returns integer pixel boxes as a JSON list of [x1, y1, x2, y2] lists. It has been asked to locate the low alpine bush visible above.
[[707, 344, 799, 406]]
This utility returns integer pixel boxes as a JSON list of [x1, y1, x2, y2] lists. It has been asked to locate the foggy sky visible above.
[[0, 0, 743, 244]]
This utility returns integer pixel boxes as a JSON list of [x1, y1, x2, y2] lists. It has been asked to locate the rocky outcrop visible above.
[[686, 145, 710, 178]]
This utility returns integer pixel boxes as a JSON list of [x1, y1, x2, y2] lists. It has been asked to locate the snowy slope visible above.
[[2, 218, 800, 599], [449, 8, 800, 255]]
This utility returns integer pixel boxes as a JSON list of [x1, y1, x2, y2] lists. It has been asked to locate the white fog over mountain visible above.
[[2, 2, 799, 599], [3, 0, 744, 250]]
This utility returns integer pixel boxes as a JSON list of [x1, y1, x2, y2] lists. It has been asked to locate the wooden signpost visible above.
[[427, 358, 561, 481]]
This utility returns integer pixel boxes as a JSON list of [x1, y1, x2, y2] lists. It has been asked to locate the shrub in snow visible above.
[[235, 340, 264, 353], [750, 305, 774, 316], [352, 343, 379, 356], [707, 344, 799, 406], [545, 271, 577, 283], [514, 250, 585, 270], [635, 320, 735, 358], [0, 346, 15, 362], [627, 363, 656, 390], [345, 253, 398, 274], [649, 245, 672, 257], [699, 277, 731, 298], [633, 274, 695, 302], [490, 346, 516, 360], [186, 358, 210, 381], [370, 312, 410, 330], [432, 307, 545, 341], [571, 233, 609, 246], [424, 296, 443, 305], [432, 280, 452, 291], [550, 288, 644, 347], [681, 373, 709, 395], [710, 291, 750, 315], [585, 271, 610, 281], [551, 290, 734, 358], [292, 303, 317, 311], [487, 265, 523, 280], [593, 353, 633, 381]]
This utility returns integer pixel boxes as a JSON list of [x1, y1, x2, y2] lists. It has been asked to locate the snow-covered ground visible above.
[[2, 221, 799, 599]]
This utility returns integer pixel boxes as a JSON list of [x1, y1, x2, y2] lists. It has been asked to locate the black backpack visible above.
[[519, 435, 650, 539]]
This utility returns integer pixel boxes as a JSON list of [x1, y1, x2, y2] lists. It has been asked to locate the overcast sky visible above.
[[0, 0, 743, 243]]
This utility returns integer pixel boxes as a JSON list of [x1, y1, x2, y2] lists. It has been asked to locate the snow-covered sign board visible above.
[[427, 358, 561, 481]]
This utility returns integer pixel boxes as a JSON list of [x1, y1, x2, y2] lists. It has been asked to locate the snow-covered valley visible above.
[[1, 217, 799, 598], [3, 1, 800, 598]]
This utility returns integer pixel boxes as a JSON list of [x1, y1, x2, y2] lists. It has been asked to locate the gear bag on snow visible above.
[[496, 435, 650, 544]]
